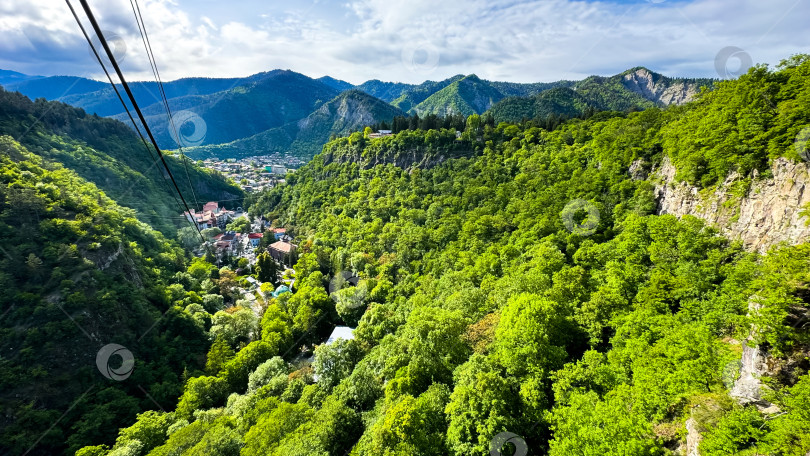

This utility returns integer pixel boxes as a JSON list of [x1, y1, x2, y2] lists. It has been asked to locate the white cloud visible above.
[[0, 0, 807, 84]]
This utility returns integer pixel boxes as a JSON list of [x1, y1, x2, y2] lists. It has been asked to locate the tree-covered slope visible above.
[[317, 76, 354, 92], [184, 90, 405, 161], [488, 86, 593, 123], [83, 56, 810, 456], [389, 75, 465, 113], [489, 79, 576, 97], [355, 79, 415, 102], [573, 66, 714, 111], [0, 88, 243, 235], [0, 136, 214, 455], [110, 70, 340, 149], [412, 74, 506, 117]]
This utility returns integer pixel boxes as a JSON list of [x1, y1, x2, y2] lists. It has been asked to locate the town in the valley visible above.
[[198, 154, 302, 192]]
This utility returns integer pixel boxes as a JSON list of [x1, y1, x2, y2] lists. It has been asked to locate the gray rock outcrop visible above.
[[653, 156, 810, 253], [621, 68, 701, 106]]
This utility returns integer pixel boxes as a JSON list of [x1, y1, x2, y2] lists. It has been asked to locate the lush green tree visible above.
[[175, 376, 229, 420], [226, 216, 251, 233], [313, 338, 362, 391], [445, 354, 521, 456], [209, 306, 259, 349], [206, 335, 236, 374], [256, 252, 278, 285]]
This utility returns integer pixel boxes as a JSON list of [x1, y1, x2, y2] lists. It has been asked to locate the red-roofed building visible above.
[[248, 232, 263, 247], [268, 240, 297, 264], [203, 201, 220, 213], [183, 201, 235, 230]]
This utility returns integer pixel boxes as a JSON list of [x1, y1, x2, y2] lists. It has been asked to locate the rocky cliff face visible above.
[[622, 68, 701, 105], [651, 156, 810, 253]]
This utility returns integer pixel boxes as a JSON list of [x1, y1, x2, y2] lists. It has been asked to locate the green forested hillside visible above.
[[184, 90, 404, 160], [0, 88, 243, 234], [355, 79, 415, 102], [83, 56, 810, 456], [389, 76, 465, 112], [0, 136, 215, 455], [487, 87, 593, 123], [110, 70, 340, 149], [317, 76, 354, 92], [411, 74, 506, 117]]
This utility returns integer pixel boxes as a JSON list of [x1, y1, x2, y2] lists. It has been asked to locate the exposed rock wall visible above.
[[684, 417, 702, 456], [621, 68, 701, 105], [729, 339, 771, 406], [652, 156, 810, 253]]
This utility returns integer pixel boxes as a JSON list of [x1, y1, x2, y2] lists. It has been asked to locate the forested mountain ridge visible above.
[[183, 90, 405, 160], [0, 87, 243, 235], [487, 86, 592, 123], [488, 67, 715, 123], [81, 55, 810, 456], [2, 66, 714, 163], [411, 74, 508, 117], [109, 70, 341, 149], [0, 136, 216, 455], [2, 71, 280, 117]]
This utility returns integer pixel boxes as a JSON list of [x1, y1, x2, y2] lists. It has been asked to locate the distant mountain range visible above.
[[0, 67, 715, 161]]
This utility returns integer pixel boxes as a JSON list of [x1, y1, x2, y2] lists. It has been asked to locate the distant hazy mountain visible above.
[[7, 71, 282, 117], [317, 76, 354, 92], [110, 70, 340, 148], [355, 79, 415, 102], [3, 75, 109, 102], [0, 69, 42, 86], [183, 90, 404, 160]]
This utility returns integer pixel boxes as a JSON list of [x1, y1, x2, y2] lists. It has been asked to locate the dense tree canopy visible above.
[[40, 54, 810, 456]]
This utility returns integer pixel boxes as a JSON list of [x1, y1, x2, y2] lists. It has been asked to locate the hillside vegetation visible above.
[[110, 70, 340, 149], [184, 91, 405, 160], [0, 88, 243, 235], [81, 56, 810, 456], [0, 136, 214, 455]]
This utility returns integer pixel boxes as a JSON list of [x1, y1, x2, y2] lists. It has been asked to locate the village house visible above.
[[368, 129, 393, 139], [248, 232, 263, 248], [212, 231, 241, 252], [268, 240, 297, 264], [184, 201, 235, 230]]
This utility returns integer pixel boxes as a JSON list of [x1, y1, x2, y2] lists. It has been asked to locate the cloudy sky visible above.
[[0, 0, 807, 84]]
